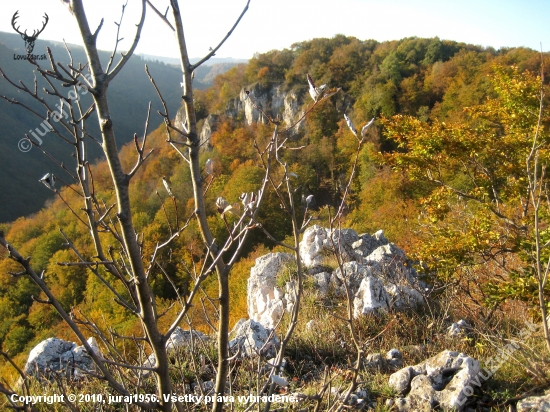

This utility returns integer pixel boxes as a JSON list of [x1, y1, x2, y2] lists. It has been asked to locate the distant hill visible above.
[[0, 32, 240, 222], [138, 53, 248, 66]]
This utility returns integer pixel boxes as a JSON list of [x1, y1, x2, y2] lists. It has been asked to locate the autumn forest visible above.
[[1, 32, 549, 409]]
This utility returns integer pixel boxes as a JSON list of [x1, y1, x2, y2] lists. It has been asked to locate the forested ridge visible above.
[[0, 34, 548, 385]]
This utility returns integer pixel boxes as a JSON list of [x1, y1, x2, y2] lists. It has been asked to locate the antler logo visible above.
[[11, 11, 49, 55]]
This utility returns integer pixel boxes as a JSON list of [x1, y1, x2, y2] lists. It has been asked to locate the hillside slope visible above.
[[0, 36, 548, 395]]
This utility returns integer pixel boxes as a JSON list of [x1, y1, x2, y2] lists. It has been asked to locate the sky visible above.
[[0, 0, 549, 60]]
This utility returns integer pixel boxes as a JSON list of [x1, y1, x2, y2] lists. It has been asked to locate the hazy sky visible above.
[[1, 0, 549, 60]]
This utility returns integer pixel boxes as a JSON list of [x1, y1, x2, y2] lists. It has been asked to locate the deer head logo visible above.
[[11, 11, 49, 55]]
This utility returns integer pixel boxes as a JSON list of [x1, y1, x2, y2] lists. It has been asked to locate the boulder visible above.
[[229, 319, 280, 358], [167, 328, 208, 349], [389, 366, 414, 394], [247, 253, 296, 328], [364, 243, 414, 285], [402, 374, 437, 411], [24, 337, 100, 380], [389, 350, 481, 411], [364, 349, 404, 375]]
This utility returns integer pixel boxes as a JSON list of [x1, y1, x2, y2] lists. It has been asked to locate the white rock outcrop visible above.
[[299, 225, 328, 268], [24, 337, 101, 380], [247, 252, 296, 328], [225, 83, 304, 131], [246, 227, 426, 325], [387, 284, 425, 309], [389, 350, 481, 411]]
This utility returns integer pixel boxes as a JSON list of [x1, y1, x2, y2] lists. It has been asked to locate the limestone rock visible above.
[[198, 114, 218, 150], [365, 353, 385, 369], [167, 328, 208, 350], [282, 89, 304, 133], [298, 226, 426, 317], [355, 230, 389, 254], [517, 393, 550, 411], [224, 83, 304, 130], [305, 319, 316, 332], [353, 276, 390, 317], [300, 226, 361, 268], [229, 319, 280, 358], [389, 350, 480, 411], [193, 380, 215, 396], [312, 271, 331, 297], [334, 261, 374, 294], [389, 366, 414, 394], [24, 337, 100, 380], [247, 252, 296, 328], [402, 374, 437, 411], [325, 228, 360, 263], [299, 225, 328, 268]]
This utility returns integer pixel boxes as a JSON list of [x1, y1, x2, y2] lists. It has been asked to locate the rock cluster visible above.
[[302, 226, 426, 315], [23, 337, 101, 380], [329, 386, 372, 408], [24, 225, 489, 412], [247, 226, 426, 328]]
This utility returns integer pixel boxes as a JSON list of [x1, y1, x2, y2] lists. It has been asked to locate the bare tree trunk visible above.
[[70, 1, 176, 409]]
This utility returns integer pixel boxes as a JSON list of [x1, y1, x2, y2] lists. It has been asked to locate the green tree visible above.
[[383, 65, 550, 340]]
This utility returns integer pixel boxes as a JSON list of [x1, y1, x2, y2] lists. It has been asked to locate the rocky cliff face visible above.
[[175, 82, 306, 152], [225, 83, 305, 129]]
